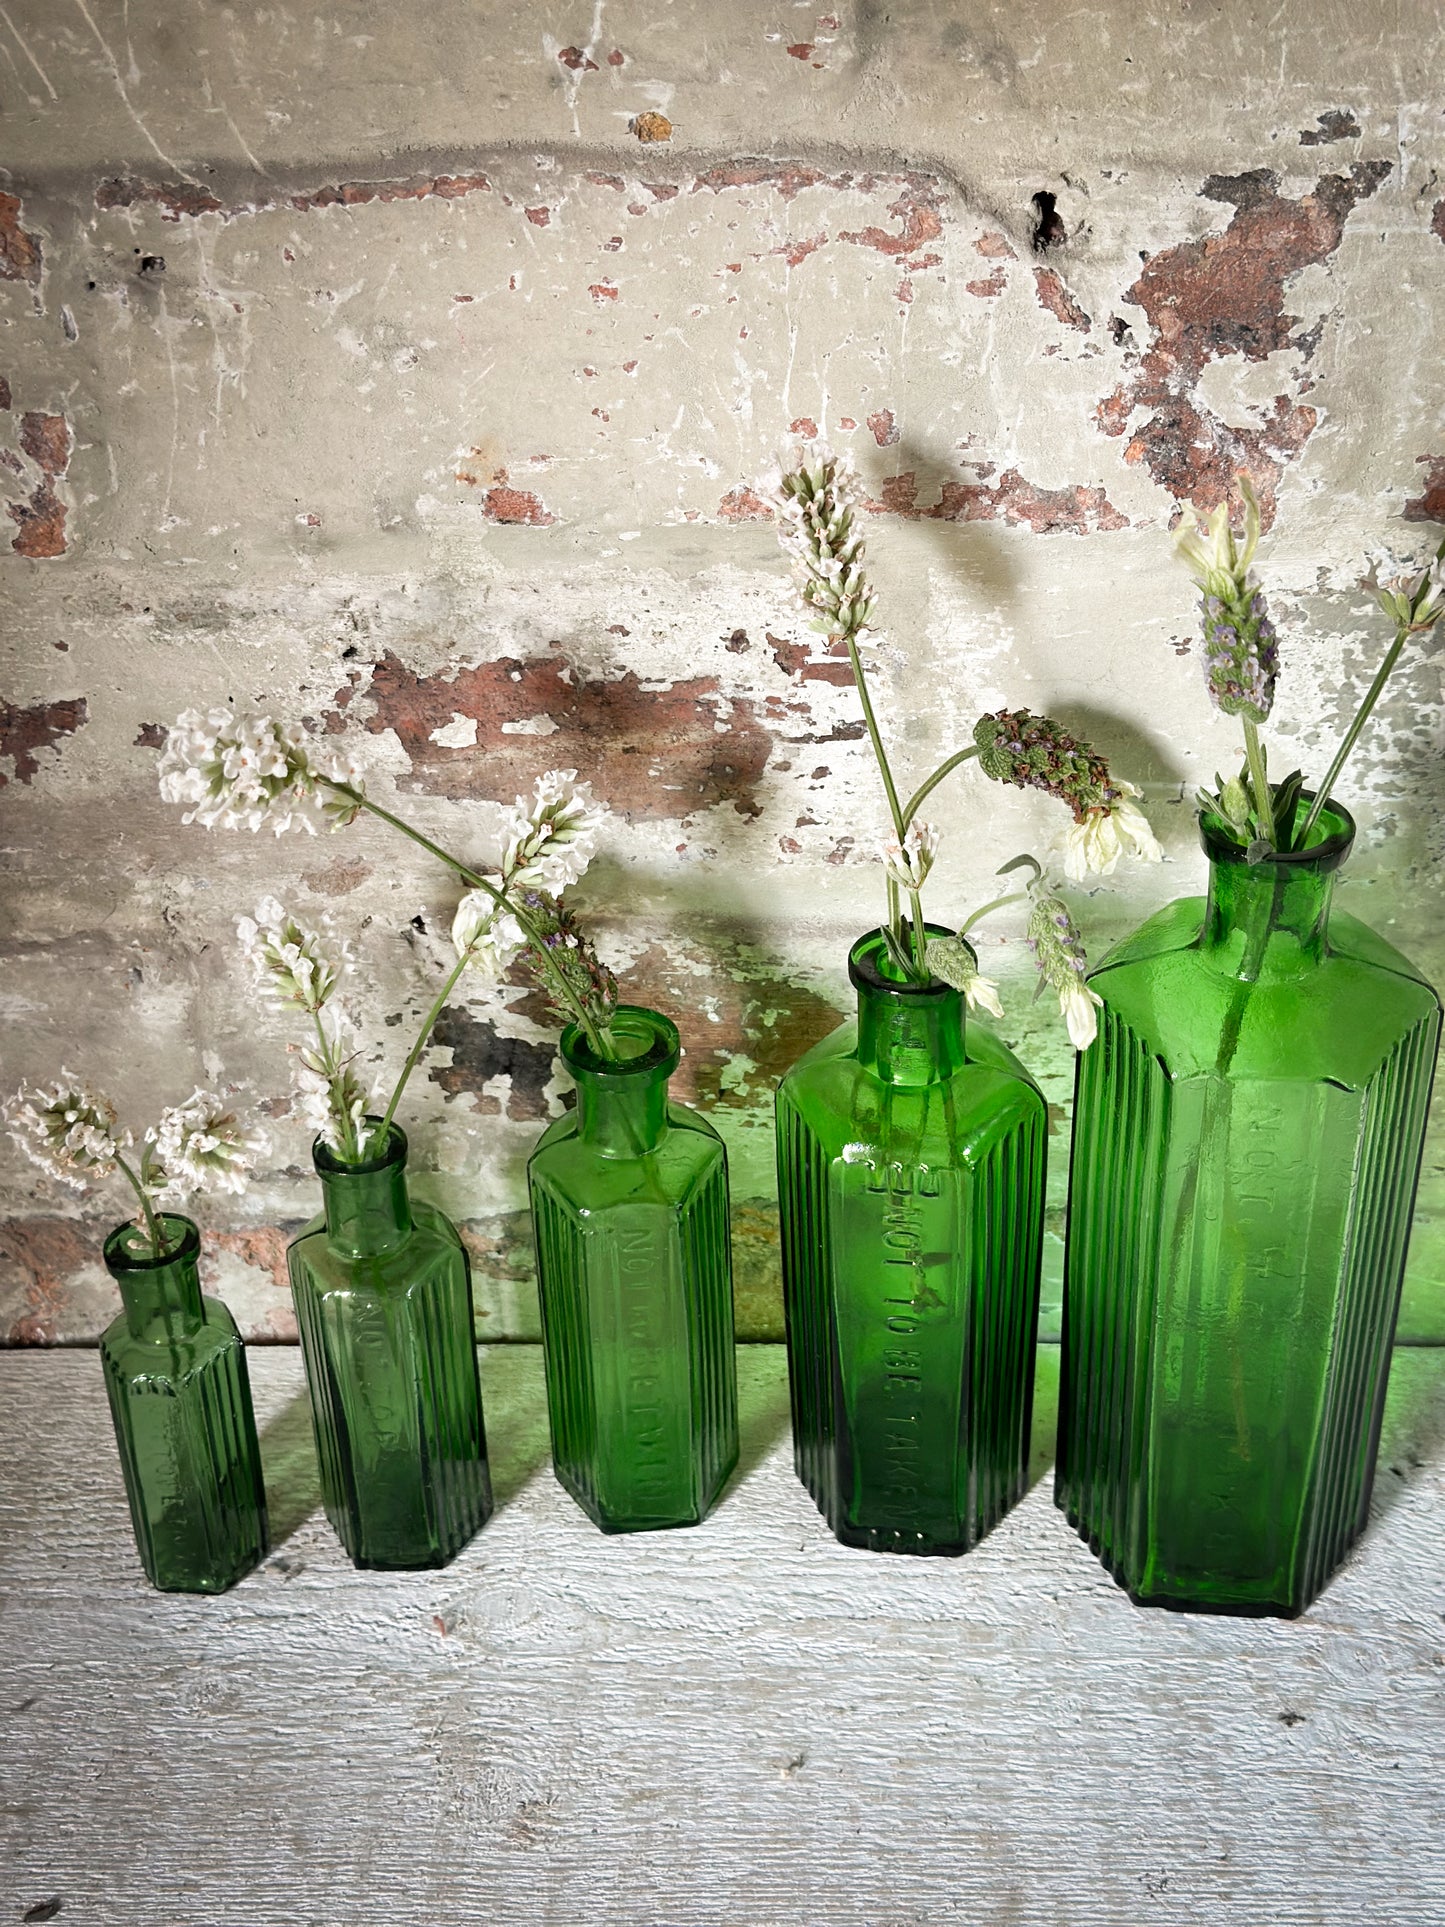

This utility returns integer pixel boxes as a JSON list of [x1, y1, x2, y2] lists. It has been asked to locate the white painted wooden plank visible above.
[[2, 1346, 1444, 1925]]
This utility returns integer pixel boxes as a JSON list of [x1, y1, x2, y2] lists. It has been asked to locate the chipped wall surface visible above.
[[2, 1, 1443, 1343]]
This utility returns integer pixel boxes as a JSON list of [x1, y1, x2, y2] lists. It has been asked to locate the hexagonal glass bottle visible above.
[[287, 1122, 493, 1569], [100, 1214, 269, 1593], [1058, 802, 1441, 1615], [775, 928, 1048, 1555], [528, 1006, 739, 1532]]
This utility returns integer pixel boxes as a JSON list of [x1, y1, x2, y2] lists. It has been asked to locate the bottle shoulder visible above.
[[1090, 908, 1441, 1083], [777, 1019, 1045, 1164], [287, 1205, 467, 1293], [528, 1105, 727, 1213], [100, 1296, 243, 1381]]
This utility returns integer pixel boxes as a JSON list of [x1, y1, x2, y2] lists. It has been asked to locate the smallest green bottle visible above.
[[100, 1214, 269, 1593]]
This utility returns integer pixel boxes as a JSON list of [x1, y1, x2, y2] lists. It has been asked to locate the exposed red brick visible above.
[[1095, 386, 1133, 437], [839, 183, 945, 257], [0, 192, 42, 282], [0, 376, 10, 410], [789, 416, 819, 438], [965, 266, 1008, 298], [8, 484, 67, 558], [975, 230, 1017, 259], [293, 172, 492, 212], [692, 159, 830, 201], [133, 721, 167, 748], [1099, 161, 1389, 520], [2, 1216, 102, 1343], [774, 234, 827, 268], [96, 177, 225, 219], [718, 486, 774, 522], [19, 412, 70, 476], [1404, 455, 1445, 524], [607, 48, 625, 65], [525, 206, 551, 227], [867, 408, 899, 447], [204, 1227, 293, 1303], [788, 42, 815, 58], [866, 468, 1128, 535], [588, 281, 619, 302], [478, 486, 555, 526], [95, 172, 491, 223], [769, 633, 855, 684], [586, 172, 627, 191], [558, 45, 599, 70], [646, 183, 680, 201], [1034, 265, 1091, 331], [352, 651, 776, 820], [0, 695, 87, 785]]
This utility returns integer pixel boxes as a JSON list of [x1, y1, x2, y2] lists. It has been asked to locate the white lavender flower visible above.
[[881, 820, 939, 893], [157, 709, 365, 836], [1026, 888, 1103, 1050], [294, 1016, 377, 1159], [237, 899, 342, 1014], [500, 770, 608, 893], [451, 890, 528, 977], [145, 1092, 267, 1204], [925, 936, 1006, 1018], [1064, 781, 1163, 881], [1175, 482, 1278, 724], [774, 452, 878, 646], [4, 1075, 130, 1191]]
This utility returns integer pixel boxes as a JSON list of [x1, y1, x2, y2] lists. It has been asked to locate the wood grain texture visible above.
[[3, 1345, 1445, 1925]]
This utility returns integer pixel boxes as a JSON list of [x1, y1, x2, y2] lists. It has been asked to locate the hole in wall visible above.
[[1030, 191, 1067, 251]]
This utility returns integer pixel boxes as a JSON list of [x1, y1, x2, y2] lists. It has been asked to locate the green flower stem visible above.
[[1242, 718, 1273, 845], [114, 1152, 170, 1261], [959, 890, 1030, 937], [842, 632, 927, 978], [902, 745, 981, 829], [378, 948, 472, 1137], [328, 782, 617, 1061]]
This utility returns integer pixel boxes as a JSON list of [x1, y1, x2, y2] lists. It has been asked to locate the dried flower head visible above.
[[146, 1092, 267, 1205], [924, 935, 1006, 1018], [511, 885, 618, 1037], [1026, 887, 1103, 1050], [881, 820, 939, 893], [1175, 480, 1278, 723], [237, 898, 342, 1014], [5, 1075, 129, 1191], [158, 709, 365, 836], [974, 709, 1119, 822], [774, 452, 878, 646], [500, 770, 608, 893]]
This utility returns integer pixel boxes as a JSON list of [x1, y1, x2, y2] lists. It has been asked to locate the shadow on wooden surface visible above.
[[255, 1387, 323, 1549]]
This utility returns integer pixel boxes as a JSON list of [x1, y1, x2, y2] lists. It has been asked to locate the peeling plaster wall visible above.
[[1, 1, 1443, 1344]]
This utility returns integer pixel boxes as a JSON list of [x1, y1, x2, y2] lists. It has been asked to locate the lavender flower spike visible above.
[[1175, 478, 1279, 724]]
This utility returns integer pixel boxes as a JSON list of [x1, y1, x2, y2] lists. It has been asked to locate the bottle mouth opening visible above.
[[102, 1213, 200, 1271], [1198, 793, 1355, 872], [848, 924, 962, 998], [561, 1005, 681, 1079], [312, 1118, 407, 1176]]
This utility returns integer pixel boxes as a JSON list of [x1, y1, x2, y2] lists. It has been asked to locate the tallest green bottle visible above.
[[1058, 801, 1440, 1615]]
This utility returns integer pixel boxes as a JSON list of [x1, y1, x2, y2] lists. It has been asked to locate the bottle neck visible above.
[[563, 1006, 680, 1159], [1198, 802, 1353, 982], [851, 929, 966, 1086], [315, 1123, 413, 1258], [104, 1216, 205, 1340]]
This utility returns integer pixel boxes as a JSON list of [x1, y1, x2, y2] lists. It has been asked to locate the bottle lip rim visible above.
[[102, 1212, 200, 1273], [311, 1118, 408, 1176], [1197, 792, 1356, 872], [560, 1004, 681, 1078], [848, 923, 966, 998]]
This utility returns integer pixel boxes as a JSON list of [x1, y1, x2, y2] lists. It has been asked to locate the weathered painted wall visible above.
[[2, 1, 1442, 1344]]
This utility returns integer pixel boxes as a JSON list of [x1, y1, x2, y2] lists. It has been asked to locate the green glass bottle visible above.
[[100, 1214, 268, 1593], [287, 1121, 492, 1569], [775, 928, 1048, 1555], [1059, 802, 1441, 1615], [528, 1006, 739, 1532]]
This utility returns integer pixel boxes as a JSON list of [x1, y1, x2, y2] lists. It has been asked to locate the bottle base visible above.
[[553, 1463, 729, 1535], [1056, 1498, 1327, 1620]]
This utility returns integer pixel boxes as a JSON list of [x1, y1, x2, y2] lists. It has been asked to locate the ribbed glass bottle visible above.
[[1059, 801, 1441, 1615], [528, 1006, 738, 1533], [775, 927, 1048, 1555], [100, 1214, 268, 1593], [287, 1122, 492, 1569]]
